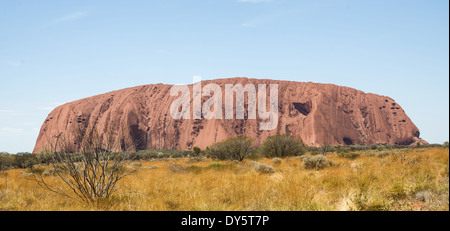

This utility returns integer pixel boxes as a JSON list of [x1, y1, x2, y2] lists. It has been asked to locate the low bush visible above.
[[0, 152, 14, 170], [302, 155, 334, 170], [208, 136, 254, 162], [186, 157, 205, 163], [247, 153, 263, 160], [193, 146, 202, 156], [259, 135, 306, 158], [337, 150, 360, 160], [272, 158, 282, 164], [13, 153, 38, 169], [168, 164, 187, 173], [186, 165, 203, 174], [208, 163, 226, 169], [415, 190, 433, 203], [319, 145, 335, 155], [254, 163, 275, 174]]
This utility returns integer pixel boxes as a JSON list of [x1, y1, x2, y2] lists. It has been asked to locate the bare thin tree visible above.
[[31, 126, 134, 206]]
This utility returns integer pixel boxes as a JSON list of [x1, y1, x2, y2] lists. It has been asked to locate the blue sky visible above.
[[0, 0, 448, 153]]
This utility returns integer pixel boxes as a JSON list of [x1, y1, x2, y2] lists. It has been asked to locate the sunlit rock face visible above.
[[33, 77, 426, 153]]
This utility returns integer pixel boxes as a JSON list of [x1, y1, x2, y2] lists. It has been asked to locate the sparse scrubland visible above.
[[0, 146, 448, 211]]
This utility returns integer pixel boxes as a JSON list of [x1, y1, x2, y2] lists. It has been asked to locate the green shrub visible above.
[[168, 164, 187, 173], [414, 190, 433, 203], [208, 163, 226, 168], [247, 153, 263, 160], [297, 155, 309, 161], [186, 157, 205, 163], [302, 155, 334, 170], [186, 165, 203, 174], [14, 153, 38, 169], [319, 145, 335, 155], [0, 152, 14, 170], [193, 146, 202, 156], [389, 182, 407, 200], [208, 136, 254, 162], [259, 135, 306, 158], [272, 158, 282, 164], [337, 151, 360, 160], [254, 163, 275, 174], [247, 161, 260, 168], [350, 145, 368, 151], [375, 151, 389, 158], [27, 167, 46, 175], [135, 150, 192, 160]]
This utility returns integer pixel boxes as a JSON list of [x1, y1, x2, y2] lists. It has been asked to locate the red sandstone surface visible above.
[[33, 78, 427, 153]]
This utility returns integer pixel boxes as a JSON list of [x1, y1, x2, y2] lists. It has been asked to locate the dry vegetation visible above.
[[0, 148, 448, 211]]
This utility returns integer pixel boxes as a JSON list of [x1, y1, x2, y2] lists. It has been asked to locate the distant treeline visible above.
[[1, 141, 448, 171]]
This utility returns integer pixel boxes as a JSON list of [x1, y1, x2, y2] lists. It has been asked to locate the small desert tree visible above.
[[259, 134, 306, 158], [0, 153, 14, 189], [319, 144, 335, 155], [208, 136, 254, 162], [302, 155, 334, 170], [192, 146, 202, 156], [31, 126, 133, 205]]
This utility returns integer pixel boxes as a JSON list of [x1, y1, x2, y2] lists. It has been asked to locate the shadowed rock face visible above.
[[33, 78, 426, 153]]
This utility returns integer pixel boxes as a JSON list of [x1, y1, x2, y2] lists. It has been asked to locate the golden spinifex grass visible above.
[[0, 148, 448, 211]]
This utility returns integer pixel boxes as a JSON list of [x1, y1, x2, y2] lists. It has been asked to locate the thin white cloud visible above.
[[22, 122, 36, 126], [0, 127, 40, 138], [242, 20, 263, 27], [37, 102, 66, 111], [238, 0, 274, 3], [51, 11, 88, 24], [33, 10, 88, 30], [241, 14, 276, 27], [0, 109, 22, 117], [5, 60, 24, 67], [37, 106, 56, 111], [0, 109, 16, 114], [241, 9, 298, 27], [156, 49, 170, 55], [0, 127, 25, 135]]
